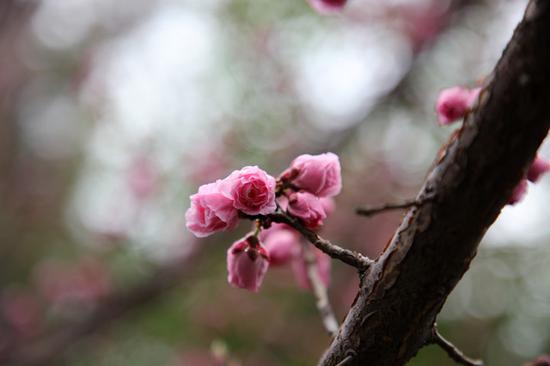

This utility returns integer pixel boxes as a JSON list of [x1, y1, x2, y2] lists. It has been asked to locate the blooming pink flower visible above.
[[227, 237, 270, 292], [285, 153, 342, 197], [436, 87, 480, 125], [527, 155, 550, 183], [508, 179, 528, 205], [307, 0, 347, 15], [222, 166, 276, 215], [185, 181, 239, 237], [292, 248, 331, 290], [287, 191, 327, 229], [261, 224, 300, 266]]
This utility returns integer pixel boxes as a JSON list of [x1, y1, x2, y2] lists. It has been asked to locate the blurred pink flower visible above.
[[292, 247, 331, 290], [227, 237, 270, 292], [284, 153, 342, 198], [34, 258, 111, 308], [508, 179, 528, 205], [527, 155, 550, 183], [287, 191, 327, 229], [1, 288, 42, 337], [523, 355, 550, 366], [186, 180, 239, 238], [127, 155, 158, 200], [307, 0, 347, 15], [436, 86, 480, 125], [261, 224, 300, 266], [221, 166, 276, 215]]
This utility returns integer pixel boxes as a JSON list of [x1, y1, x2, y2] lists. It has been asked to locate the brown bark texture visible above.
[[319, 1, 550, 365]]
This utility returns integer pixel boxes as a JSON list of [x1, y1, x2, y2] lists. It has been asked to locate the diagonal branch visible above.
[[319, 1, 550, 365], [268, 212, 373, 270]]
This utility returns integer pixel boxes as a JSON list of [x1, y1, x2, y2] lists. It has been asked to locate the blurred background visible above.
[[1, 0, 549, 365]]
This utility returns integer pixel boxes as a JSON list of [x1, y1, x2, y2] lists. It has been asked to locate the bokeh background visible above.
[[1, 0, 549, 365]]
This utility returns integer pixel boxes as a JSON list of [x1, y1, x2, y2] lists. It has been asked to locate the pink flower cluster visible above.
[[185, 166, 276, 237], [435, 86, 481, 125], [185, 152, 342, 292]]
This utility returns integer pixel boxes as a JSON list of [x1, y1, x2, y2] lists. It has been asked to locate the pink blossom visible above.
[[227, 237, 270, 292], [261, 224, 300, 266], [185, 181, 239, 238], [292, 248, 331, 290], [508, 179, 528, 205], [222, 166, 276, 215], [307, 0, 347, 15], [287, 191, 327, 229], [527, 155, 550, 183], [436, 87, 480, 125], [285, 153, 342, 197]]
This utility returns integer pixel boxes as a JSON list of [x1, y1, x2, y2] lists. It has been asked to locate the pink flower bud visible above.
[[261, 224, 300, 266], [527, 155, 550, 183], [307, 0, 347, 15], [508, 179, 528, 205], [292, 247, 331, 290], [285, 153, 342, 197], [185, 181, 239, 238], [436, 86, 480, 125], [227, 236, 270, 292], [221, 166, 276, 215], [287, 191, 327, 229]]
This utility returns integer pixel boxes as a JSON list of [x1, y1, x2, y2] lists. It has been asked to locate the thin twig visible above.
[[356, 198, 432, 217], [268, 212, 373, 271], [303, 244, 339, 338], [429, 327, 483, 366], [334, 355, 354, 366]]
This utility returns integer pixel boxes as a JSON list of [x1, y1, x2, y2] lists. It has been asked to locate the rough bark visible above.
[[319, 1, 550, 365]]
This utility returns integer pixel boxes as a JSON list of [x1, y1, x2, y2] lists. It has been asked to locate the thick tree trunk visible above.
[[319, 1, 550, 365]]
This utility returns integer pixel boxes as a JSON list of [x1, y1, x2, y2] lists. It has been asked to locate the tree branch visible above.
[[267, 212, 373, 271], [319, 1, 550, 364], [429, 327, 483, 366], [303, 244, 339, 338]]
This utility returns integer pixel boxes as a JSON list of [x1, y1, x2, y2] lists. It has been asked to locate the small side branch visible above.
[[429, 327, 483, 366], [269, 212, 373, 271], [356, 198, 430, 217], [303, 244, 339, 338]]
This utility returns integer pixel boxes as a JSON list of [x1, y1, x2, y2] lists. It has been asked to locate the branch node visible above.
[[335, 350, 357, 366]]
